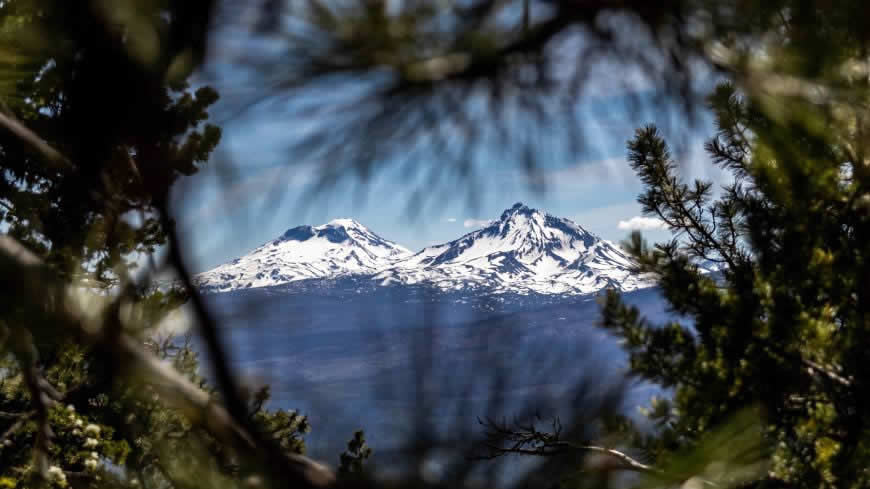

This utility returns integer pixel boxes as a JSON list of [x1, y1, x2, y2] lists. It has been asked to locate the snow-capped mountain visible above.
[[195, 219, 412, 292], [196, 204, 655, 295], [374, 203, 653, 294]]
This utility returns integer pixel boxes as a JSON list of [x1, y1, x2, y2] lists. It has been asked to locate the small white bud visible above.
[[244, 475, 264, 487], [83, 424, 100, 436], [47, 465, 67, 484]]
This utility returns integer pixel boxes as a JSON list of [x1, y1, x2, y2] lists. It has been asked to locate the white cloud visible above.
[[617, 216, 668, 231], [463, 219, 493, 229], [445, 217, 457, 223]]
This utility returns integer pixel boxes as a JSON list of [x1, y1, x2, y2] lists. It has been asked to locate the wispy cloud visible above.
[[445, 217, 457, 223], [526, 158, 636, 188], [522, 137, 732, 191], [463, 219, 493, 229], [617, 216, 668, 231], [178, 163, 317, 226]]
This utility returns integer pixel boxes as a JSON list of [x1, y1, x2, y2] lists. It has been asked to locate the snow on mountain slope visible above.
[[196, 203, 656, 295], [195, 219, 412, 292], [374, 203, 654, 294]]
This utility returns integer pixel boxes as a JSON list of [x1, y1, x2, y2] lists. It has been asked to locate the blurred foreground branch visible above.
[[0, 234, 336, 488], [0, 110, 70, 168]]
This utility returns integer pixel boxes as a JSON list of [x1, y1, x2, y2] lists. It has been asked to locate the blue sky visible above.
[[170, 20, 727, 273], [171, 94, 726, 274]]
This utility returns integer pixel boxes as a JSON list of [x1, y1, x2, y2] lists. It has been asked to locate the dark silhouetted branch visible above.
[[476, 416, 657, 473], [0, 110, 72, 169]]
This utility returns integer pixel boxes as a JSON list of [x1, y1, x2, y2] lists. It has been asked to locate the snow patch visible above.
[[196, 204, 657, 296]]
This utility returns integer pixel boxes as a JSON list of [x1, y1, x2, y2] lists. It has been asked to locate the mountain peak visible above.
[[279, 219, 368, 243], [195, 218, 411, 292], [500, 202, 537, 221], [197, 206, 654, 295], [281, 225, 316, 241], [326, 218, 362, 228], [378, 204, 651, 294]]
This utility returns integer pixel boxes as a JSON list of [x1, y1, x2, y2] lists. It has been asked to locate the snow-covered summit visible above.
[[196, 204, 655, 295], [375, 203, 654, 294], [194, 219, 411, 292]]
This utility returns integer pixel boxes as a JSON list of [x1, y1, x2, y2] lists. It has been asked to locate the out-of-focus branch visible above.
[[0, 235, 336, 489], [0, 410, 34, 445], [6, 326, 61, 481], [154, 204, 342, 487], [155, 206, 251, 440], [0, 110, 72, 169], [207, 0, 705, 208]]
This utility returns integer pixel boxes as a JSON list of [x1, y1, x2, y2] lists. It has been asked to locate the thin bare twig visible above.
[[477, 416, 725, 486], [477, 416, 656, 473]]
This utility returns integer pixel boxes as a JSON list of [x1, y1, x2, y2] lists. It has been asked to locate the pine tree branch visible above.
[[756, 338, 852, 389], [664, 191, 740, 272], [0, 235, 336, 489]]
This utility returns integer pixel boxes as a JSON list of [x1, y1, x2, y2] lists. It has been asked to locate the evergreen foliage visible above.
[[600, 78, 870, 487], [338, 430, 372, 477], [0, 0, 221, 286], [0, 335, 312, 488], [3, 0, 870, 488], [0, 2, 326, 487]]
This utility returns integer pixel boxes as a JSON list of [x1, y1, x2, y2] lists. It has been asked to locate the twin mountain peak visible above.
[[195, 203, 654, 295]]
